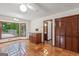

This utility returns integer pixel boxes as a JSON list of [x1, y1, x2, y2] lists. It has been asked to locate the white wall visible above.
[[0, 15, 26, 23], [30, 19, 43, 33], [30, 8, 79, 45], [48, 21, 52, 40]]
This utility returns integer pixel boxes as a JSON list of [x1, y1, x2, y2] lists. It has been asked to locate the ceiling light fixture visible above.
[[27, 4, 35, 11], [20, 4, 27, 12]]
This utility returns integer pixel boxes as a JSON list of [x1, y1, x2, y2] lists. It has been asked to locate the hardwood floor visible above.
[[0, 39, 79, 56]]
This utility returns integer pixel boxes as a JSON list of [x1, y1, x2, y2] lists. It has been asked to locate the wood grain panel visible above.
[[29, 33, 41, 44], [55, 14, 79, 53], [72, 37, 79, 52], [65, 37, 72, 51]]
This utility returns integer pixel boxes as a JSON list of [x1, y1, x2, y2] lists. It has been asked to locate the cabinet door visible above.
[[77, 15, 79, 36], [55, 36, 60, 47], [71, 16, 78, 36], [60, 18, 65, 36], [55, 19, 65, 36], [65, 18, 72, 36], [59, 19, 66, 48], [36, 33, 41, 43], [60, 36, 65, 48], [55, 19, 65, 48], [55, 20, 61, 47], [77, 15, 79, 52], [72, 37, 78, 52], [55, 20, 60, 36], [65, 37, 72, 51], [71, 15, 78, 52]]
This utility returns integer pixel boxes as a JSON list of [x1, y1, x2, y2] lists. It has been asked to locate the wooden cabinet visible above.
[[55, 14, 79, 53], [55, 36, 60, 47], [65, 37, 72, 51], [60, 36, 65, 48], [55, 19, 66, 49], [71, 16, 78, 36], [72, 37, 79, 52], [29, 33, 42, 44], [55, 20, 60, 36], [65, 17, 72, 36]]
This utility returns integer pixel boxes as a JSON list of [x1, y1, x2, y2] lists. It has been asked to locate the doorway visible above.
[[43, 20, 53, 45]]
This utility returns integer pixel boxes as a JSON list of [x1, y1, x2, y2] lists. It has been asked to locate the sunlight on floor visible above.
[[0, 40, 79, 56]]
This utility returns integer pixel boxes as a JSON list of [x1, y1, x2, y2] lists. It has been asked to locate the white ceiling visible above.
[[0, 3, 79, 21]]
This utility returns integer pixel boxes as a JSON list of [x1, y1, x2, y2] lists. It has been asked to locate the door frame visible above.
[[43, 19, 53, 45]]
